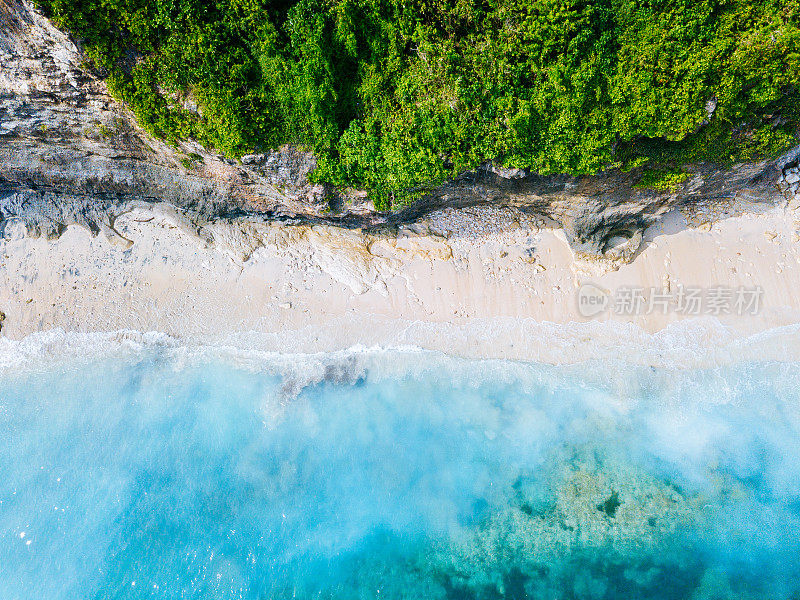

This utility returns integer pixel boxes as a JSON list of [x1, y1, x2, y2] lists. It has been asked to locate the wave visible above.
[[3, 322, 800, 598], [2, 316, 800, 376]]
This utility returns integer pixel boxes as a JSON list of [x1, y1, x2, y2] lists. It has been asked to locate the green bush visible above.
[[36, 0, 800, 208], [634, 168, 691, 192]]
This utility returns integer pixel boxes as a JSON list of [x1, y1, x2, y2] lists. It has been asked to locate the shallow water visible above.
[[2, 338, 800, 599]]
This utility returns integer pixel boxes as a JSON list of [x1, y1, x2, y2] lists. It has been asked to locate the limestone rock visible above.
[[0, 0, 797, 266]]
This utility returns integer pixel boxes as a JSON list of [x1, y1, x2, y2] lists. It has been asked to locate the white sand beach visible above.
[[2, 195, 800, 361]]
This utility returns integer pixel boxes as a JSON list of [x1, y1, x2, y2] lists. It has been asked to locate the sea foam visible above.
[[1, 326, 800, 598]]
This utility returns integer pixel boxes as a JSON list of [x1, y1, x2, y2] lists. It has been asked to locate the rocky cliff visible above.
[[1, 0, 799, 262]]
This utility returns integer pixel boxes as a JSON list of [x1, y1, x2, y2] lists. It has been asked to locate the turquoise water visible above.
[[2, 342, 800, 599]]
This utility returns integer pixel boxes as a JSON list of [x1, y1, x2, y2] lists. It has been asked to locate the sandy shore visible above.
[[2, 196, 800, 361]]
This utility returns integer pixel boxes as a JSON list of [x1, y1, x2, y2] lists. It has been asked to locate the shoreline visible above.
[[4, 319, 800, 370], [2, 196, 800, 363], [3, 0, 800, 365]]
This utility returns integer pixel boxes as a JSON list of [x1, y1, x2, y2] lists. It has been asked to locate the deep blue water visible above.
[[2, 343, 800, 599]]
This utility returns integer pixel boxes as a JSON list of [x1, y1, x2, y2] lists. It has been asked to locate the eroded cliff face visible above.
[[1, 0, 799, 262], [0, 0, 342, 237]]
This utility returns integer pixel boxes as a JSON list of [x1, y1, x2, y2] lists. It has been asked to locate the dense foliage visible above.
[[39, 0, 800, 207]]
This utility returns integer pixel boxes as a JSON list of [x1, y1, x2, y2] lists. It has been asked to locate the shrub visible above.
[[36, 0, 800, 207]]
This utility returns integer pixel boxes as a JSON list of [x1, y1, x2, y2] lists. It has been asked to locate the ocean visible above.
[[2, 330, 800, 599]]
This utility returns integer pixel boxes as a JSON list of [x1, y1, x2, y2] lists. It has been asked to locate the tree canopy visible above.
[[38, 0, 800, 207]]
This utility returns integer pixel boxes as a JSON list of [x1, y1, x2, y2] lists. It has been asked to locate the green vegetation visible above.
[[179, 151, 204, 169], [634, 168, 690, 191], [38, 0, 800, 208]]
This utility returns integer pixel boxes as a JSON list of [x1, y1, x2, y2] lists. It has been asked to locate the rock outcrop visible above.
[[1, 0, 798, 262]]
